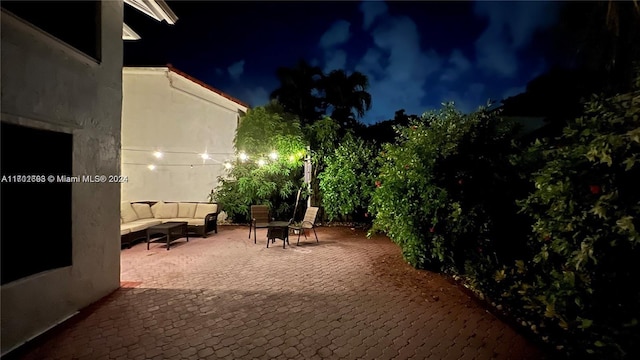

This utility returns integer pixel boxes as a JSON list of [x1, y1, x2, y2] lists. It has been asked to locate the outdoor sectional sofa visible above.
[[120, 201, 220, 248]]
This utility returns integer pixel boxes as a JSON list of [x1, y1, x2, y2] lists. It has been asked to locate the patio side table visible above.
[[266, 221, 290, 249]]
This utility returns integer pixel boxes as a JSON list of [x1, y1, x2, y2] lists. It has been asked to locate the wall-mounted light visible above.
[[153, 151, 163, 159], [147, 164, 156, 170]]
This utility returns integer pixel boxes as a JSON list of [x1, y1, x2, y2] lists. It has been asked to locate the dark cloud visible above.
[[227, 60, 245, 80], [440, 49, 472, 82], [319, 20, 352, 48], [356, 15, 443, 123], [242, 86, 269, 108], [323, 50, 347, 72], [473, 1, 559, 77], [360, 0, 388, 30]]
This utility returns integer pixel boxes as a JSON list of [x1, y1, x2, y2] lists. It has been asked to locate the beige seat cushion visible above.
[[120, 228, 130, 235], [187, 218, 205, 226], [132, 203, 153, 219], [120, 223, 146, 233], [121, 219, 162, 232], [135, 218, 163, 227], [195, 203, 217, 219], [178, 203, 197, 218], [121, 202, 139, 223]]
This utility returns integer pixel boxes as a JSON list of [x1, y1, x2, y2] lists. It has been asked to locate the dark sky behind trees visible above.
[[124, 1, 638, 125]]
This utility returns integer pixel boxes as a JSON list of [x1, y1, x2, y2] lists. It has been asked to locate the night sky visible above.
[[124, 1, 565, 124]]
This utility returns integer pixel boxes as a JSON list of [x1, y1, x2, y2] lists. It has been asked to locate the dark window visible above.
[[1, 1, 101, 61], [1, 122, 73, 285]]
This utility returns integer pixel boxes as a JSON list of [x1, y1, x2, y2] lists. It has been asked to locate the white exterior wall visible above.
[[122, 68, 246, 202], [0, 2, 123, 355]]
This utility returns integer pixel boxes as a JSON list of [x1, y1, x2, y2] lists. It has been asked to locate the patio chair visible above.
[[288, 206, 319, 245], [249, 205, 270, 244]]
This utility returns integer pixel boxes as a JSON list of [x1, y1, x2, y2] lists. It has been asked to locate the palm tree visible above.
[[270, 59, 323, 125], [318, 70, 372, 125]]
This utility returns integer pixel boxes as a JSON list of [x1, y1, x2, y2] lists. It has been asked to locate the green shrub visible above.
[[318, 134, 376, 222], [514, 90, 640, 358], [369, 103, 523, 271]]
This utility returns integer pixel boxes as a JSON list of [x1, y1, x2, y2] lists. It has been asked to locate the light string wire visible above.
[[122, 148, 234, 156]]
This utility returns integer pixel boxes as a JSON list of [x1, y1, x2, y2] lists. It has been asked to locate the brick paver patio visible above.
[[14, 226, 544, 359]]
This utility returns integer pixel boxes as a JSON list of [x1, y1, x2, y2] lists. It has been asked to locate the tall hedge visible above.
[[369, 103, 523, 272], [512, 89, 640, 358]]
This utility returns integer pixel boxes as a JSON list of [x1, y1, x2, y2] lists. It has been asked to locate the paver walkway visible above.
[[14, 226, 544, 359]]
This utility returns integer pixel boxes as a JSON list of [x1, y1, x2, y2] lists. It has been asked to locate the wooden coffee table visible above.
[[146, 222, 188, 250]]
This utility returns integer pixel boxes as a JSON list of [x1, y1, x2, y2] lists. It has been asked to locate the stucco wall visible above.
[[121, 68, 244, 202], [0, 1, 123, 355]]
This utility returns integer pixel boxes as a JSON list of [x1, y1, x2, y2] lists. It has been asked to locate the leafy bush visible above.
[[318, 134, 376, 222], [304, 116, 342, 167], [214, 104, 307, 222], [304, 116, 341, 211], [369, 103, 523, 272], [512, 90, 640, 359]]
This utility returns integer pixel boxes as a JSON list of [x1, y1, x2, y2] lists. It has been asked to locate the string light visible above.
[[123, 163, 226, 167], [122, 148, 233, 156], [122, 149, 307, 170], [121, 149, 239, 170]]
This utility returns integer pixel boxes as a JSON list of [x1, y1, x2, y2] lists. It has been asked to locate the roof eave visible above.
[[124, 0, 178, 24], [123, 66, 251, 110]]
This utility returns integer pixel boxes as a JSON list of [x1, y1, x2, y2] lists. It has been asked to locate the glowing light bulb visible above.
[[153, 151, 163, 159], [224, 162, 232, 169], [200, 153, 210, 160], [257, 159, 266, 167], [147, 164, 156, 170], [269, 151, 278, 160], [239, 152, 248, 162]]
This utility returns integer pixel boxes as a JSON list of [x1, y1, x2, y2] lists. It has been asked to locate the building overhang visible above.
[[122, 23, 141, 40], [122, 0, 177, 41]]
